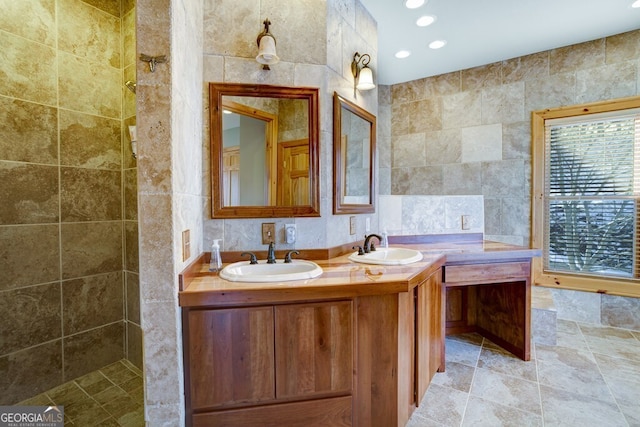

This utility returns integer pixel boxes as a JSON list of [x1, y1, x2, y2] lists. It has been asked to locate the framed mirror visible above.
[[210, 83, 320, 218], [333, 92, 376, 214]]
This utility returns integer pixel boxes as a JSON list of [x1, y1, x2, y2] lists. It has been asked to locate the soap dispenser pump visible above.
[[209, 239, 222, 273]]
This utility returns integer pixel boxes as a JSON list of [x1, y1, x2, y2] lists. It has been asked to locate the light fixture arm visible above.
[[351, 52, 375, 95], [256, 19, 274, 47], [351, 52, 371, 81]]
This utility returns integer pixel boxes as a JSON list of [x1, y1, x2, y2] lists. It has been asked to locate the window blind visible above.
[[543, 110, 640, 279]]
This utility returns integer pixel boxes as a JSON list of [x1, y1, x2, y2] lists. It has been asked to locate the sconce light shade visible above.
[[256, 19, 279, 70], [356, 66, 375, 90], [351, 52, 376, 94]]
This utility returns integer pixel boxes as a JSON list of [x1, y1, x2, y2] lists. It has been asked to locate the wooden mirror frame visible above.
[[210, 83, 320, 218], [333, 92, 376, 214]]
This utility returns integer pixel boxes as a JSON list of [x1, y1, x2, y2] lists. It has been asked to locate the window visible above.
[[532, 96, 640, 297]]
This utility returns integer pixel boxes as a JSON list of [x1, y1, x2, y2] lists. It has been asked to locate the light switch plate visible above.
[[461, 215, 471, 230], [349, 216, 356, 235], [182, 229, 190, 261], [262, 223, 276, 244]]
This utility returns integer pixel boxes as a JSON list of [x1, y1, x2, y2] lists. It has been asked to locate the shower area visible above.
[[0, 0, 141, 411]]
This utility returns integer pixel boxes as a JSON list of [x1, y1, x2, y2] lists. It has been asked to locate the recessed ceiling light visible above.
[[405, 0, 425, 9], [428, 40, 447, 49], [395, 50, 411, 59], [632, 0, 640, 7], [416, 15, 436, 27]]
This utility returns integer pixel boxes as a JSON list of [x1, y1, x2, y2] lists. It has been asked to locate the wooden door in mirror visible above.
[[333, 92, 376, 214]]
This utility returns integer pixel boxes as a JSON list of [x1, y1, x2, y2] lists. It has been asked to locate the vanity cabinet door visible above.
[[274, 300, 353, 399], [187, 307, 275, 409], [415, 270, 444, 405]]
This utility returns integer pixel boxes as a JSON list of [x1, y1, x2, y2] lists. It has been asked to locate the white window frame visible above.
[[532, 96, 640, 297]]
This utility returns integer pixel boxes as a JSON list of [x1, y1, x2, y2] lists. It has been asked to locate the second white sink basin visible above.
[[220, 260, 323, 282], [349, 247, 423, 265]]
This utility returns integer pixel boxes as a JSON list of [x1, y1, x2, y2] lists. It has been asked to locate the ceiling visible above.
[[359, 0, 640, 85]]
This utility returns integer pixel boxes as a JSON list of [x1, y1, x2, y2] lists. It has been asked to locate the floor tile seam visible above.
[[537, 381, 622, 410], [466, 393, 545, 421], [472, 364, 541, 388], [576, 321, 640, 337], [459, 345, 482, 426], [592, 347, 636, 424], [77, 370, 119, 395], [589, 347, 640, 365]]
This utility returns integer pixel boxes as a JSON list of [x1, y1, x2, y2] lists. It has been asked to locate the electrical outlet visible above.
[[285, 224, 296, 244], [182, 229, 190, 261], [262, 222, 276, 244], [461, 215, 471, 230], [349, 216, 356, 235]]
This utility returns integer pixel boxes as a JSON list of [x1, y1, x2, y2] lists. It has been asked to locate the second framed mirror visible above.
[[333, 92, 376, 214]]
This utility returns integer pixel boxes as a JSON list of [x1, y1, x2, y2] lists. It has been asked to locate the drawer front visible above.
[[444, 262, 530, 284]]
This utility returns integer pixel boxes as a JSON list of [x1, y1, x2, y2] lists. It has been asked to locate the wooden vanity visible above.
[[178, 235, 540, 426]]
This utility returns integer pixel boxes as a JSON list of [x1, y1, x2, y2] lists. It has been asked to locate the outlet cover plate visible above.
[[349, 216, 356, 235], [182, 229, 190, 261]]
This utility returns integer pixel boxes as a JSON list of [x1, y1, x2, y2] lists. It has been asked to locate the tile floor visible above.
[[409, 320, 640, 426], [18, 359, 144, 426]]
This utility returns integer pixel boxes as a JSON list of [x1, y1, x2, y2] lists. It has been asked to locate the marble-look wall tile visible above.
[[81, 0, 120, 17], [0, 32, 57, 105], [392, 133, 425, 168], [442, 90, 481, 129], [0, 341, 63, 405], [125, 221, 139, 273], [481, 82, 525, 125], [425, 129, 461, 165], [123, 9, 136, 68], [444, 196, 484, 233], [392, 166, 443, 195], [409, 98, 442, 133], [0, 225, 60, 291], [401, 196, 446, 235], [0, 0, 56, 46], [576, 61, 636, 104], [481, 160, 524, 198], [203, 0, 259, 57], [524, 72, 576, 112], [483, 198, 501, 236], [502, 121, 530, 161], [461, 62, 501, 91], [443, 162, 482, 195], [0, 162, 59, 225], [0, 98, 58, 164], [501, 197, 530, 240], [606, 30, 640, 64], [61, 167, 122, 222], [64, 322, 124, 380], [122, 0, 135, 15], [127, 322, 143, 370], [0, 283, 62, 354], [62, 272, 124, 334], [502, 51, 549, 83], [391, 102, 409, 137], [58, 0, 121, 68], [123, 116, 137, 169], [550, 38, 605, 75], [61, 222, 123, 279], [124, 169, 138, 220], [549, 288, 601, 324], [461, 124, 502, 163], [126, 272, 140, 324], [124, 65, 137, 119], [601, 294, 640, 330], [60, 111, 122, 169], [58, 52, 121, 119]]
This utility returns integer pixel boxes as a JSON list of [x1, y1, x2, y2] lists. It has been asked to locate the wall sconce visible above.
[[256, 19, 279, 70], [128, 125, 137, 159], [351, 52, 375, 94]]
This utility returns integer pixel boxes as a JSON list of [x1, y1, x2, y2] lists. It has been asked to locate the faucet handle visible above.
[[352, 245, 364, 256], [241, 252, 258, 264], [284, 250, 300, 263]]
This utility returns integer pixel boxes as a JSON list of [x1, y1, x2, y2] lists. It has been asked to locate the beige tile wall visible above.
[[0, 0, 140, 404], [382, 29, 640, 247]]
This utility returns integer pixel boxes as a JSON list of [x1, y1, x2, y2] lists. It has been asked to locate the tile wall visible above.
[[0, 0, 140, 405], [380, 29, 640, 247]]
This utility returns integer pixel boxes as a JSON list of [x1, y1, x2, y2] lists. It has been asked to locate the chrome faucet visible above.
[[363, 234, 381, 253], [267, 242, 277, 264]]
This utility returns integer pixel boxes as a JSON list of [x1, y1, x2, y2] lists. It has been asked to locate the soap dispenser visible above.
[[381, 229, 389, 248], [209, 239, 222, 273]]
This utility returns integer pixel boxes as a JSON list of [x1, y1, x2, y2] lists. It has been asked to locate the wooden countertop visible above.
[[179, 235, 541, 307]]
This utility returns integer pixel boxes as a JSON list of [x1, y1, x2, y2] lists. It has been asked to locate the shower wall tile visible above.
[[125, 221, 139, 273], [81, 0, 121, 17], [58, 52, 121, 119], [0, 0, 56, 46], [62, 271, 124, 335], [123, 9, 136, 68], [408, 98, 442, 133], [0, 225, 60, 291], [64, 322, 124, 380], [0, 283, 62, 354], [124, 65, 137, 118], [61, 167, 122, 222], [0, 98, 58, 164], [502, 51, 549, 84], [442, 90, 482, 130], [126, 272, 140, 324], [58, 0, 121, 68], [0, 32, 57, 106], [392, 133, 425, 168], [461, 62, 501, 91], [127, 322, 143, 371], [122, 0, 135, 15], [0, 162, 59, 225], [124, 168, 138, 220], [61, 222, 122, 279], [606, 30, 640, 64], [60, 110, 121, 169], [0, 341, 63, 405]]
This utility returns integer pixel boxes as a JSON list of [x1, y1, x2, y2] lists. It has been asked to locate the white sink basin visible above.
[[220, 260, 323, 282], [348, 247, 423, 265]]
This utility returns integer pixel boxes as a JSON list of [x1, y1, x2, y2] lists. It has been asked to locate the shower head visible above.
[[125, 80, 136, 94]]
